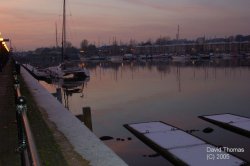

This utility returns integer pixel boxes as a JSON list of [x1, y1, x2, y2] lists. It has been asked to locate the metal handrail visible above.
[[21, 113, 41, 166], [13, 70, 41, 166]]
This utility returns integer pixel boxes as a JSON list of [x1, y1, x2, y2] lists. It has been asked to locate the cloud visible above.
[[121, 0, 193, 12], [1, 0, 250, 50], [0, 6, 58, 19], [121, 0, 244, 16], [71, 1, 125, 12]]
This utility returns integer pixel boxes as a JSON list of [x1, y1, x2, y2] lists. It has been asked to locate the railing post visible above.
[[13, 70, 18, 81], [14, 79, 20, 101], [15, 61, 21, 74], [16, 97, 27, 138], [16, 97, 28, 165], [14, 79, 20, 89]]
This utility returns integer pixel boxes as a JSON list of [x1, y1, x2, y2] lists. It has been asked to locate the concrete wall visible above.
[[21, 67, 127, 166]]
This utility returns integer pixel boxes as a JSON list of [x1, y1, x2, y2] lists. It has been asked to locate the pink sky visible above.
[[1, 0, 250, 50]]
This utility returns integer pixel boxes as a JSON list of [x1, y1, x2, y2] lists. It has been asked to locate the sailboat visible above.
[[170, 25, 190, 62], [45, 0, 90, 79]]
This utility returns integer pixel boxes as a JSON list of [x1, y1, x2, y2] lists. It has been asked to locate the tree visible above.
[[80, 39, 89, 50], [139, 39, 152, 46], [65, 41, 72, 48], [155, 36, 171, 45], [87, 44, 97, 56]]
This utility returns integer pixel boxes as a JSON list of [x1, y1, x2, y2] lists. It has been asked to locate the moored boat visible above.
[[45, 0, 90, 80], [45, 61, 89, 79], [171, 55, 190, 61]]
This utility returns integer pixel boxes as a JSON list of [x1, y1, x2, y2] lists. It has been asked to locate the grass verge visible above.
[[19, 76, 69, 166], [19, 74, 89, 166]]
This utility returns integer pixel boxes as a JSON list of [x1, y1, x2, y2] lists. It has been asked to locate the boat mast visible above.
[[61, 0, 66, 61], [176, 24, 180, 41], [176, 25, 180, 55], [55, 22, 58, 47]]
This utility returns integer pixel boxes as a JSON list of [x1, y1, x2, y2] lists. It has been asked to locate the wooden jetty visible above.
[[199, 113, 250, 137], [124, 121, 247, 166]]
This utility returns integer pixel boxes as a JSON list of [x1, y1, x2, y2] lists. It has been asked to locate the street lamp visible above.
[[0, 32, 10, 52]]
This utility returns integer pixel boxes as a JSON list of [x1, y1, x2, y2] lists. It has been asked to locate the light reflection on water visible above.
[[41, 59, 250, 165]]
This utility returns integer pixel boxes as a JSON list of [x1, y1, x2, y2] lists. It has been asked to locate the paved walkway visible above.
[[0, 61, 21, 165]]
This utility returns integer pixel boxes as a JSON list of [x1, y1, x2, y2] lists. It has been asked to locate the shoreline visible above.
[[20, 66, 127, 166]]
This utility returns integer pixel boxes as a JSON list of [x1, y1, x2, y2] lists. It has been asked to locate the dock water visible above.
[[21, 66, 128, 166]]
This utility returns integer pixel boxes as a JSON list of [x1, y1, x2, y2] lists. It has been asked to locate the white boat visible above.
[[44, 65, 62, 78], [246, 53, 250, 59], [109, 56, 123, 62], [89, 55, 106, 61], [34, 68, 49, 78], [171, 55, 190, 61], [123, 54, 135, 60], [138, 54, 153, 59], [221, 53, 233, 60], [199, 54, 211, 60], [151, 54, 164, 59], [24, 64, 49, 78], [45, 61, 89, 79], [189, 55, 199, 60]]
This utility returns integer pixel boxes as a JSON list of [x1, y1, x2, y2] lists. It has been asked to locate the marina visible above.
[[2, 0, 250, 165], [38, 59, 250, 165]]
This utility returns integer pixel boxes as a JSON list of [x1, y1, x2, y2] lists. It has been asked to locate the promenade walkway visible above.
[[0, 61, 127, 166], [0, 61, 20, 165]]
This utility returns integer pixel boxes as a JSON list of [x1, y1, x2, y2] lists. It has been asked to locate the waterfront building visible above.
[[135, 40, 250, 56]]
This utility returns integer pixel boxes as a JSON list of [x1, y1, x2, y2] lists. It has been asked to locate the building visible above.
[[135, 40, 250, 55]]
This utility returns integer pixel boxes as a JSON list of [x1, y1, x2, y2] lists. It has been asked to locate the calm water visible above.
[[41, 59, 250, 165]]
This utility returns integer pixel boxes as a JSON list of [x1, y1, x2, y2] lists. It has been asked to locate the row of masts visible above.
[[62, 0, 66, 61], [176, 24, 180, 41], [55, 0, 66, 61], [55, 23, 181, 49]]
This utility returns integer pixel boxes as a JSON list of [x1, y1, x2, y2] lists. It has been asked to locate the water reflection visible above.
[[41, 59, 250, 165], [63, 79, 87, 109], [40, 77, 89, 110], [89, 59, 249, 76]]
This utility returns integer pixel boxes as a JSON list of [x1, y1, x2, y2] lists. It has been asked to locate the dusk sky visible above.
[[1, 0, 250, 50]]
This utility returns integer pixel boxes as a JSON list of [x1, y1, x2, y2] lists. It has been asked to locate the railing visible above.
[[13, 64, 41, 166]]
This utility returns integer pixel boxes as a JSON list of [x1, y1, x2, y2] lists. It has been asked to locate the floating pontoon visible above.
[[124, 121, 246, 166], [199, 113, 250, 137]]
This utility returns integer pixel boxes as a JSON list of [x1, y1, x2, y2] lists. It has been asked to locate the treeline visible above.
[[31, 34, 250, 56]]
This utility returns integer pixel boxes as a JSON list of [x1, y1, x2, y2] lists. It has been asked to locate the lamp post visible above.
[[0, 33, 10, 71], [0, 35, 10, 52]]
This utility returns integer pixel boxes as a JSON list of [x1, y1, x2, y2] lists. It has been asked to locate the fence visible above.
[[13, 63, 41, 166]]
